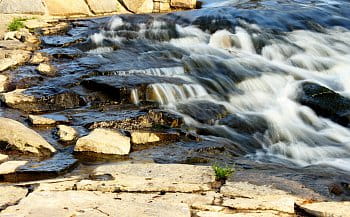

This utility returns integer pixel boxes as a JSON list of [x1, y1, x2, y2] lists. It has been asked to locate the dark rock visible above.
[[0, 151, 78, 182], [298, 82, 350, 126], [218, 114, 268, 134], [177, 100, 228, 124], [40, 47, 84, 59], [41, 35, 85, 47]]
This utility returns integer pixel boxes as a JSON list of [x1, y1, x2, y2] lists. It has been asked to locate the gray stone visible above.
[[0, 0, 46, 15]]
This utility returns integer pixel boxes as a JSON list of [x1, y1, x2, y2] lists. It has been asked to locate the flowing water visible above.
[[83, 0, 350, 172]]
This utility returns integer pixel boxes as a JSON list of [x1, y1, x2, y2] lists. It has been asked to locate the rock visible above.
[[0, 161, 28, 175], [0, 0, 46, 14], [298, 82, 350, 126], [0, 74, 9, 92], [30, 52, 50, 64], [77, 109, 183, 130], [36, 63, 57, 76], [41, 22, 70, 35], [171, 0, 197, 9], [218, 114, 268, 134], [130, 131, 180, 145], [86, 0, 121, 14], [177, 101, 228, 124], [0, 186, 28, 210], [196, 211, 280, 217], [0, 190, 191, 217], [0, 39, 35, 51], [76, 163, 215, 192], [41, 35, 84, 47], [121, 0, 154, 13], [3, 31, 17, 40], [299, 201, 350, 217], [40, 47, 83, 59], [0, 87, 85, 113], [29, 114, 69, 126], [56, 125, 78, 142], [0, 117, 56, 156], [220, 182, 300, 214], [0, 50, 31, 72], [44, 0, 91, 16], [2, 152, 78, 182], [74, 128, 131, 155], [0, 154, 9, 163], [24, 19, 51, 29]]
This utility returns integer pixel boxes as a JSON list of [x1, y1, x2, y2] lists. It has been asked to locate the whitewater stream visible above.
[[84, 0, 350, 171]]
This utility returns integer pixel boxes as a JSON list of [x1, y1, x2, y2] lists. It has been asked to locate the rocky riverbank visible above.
[[1, 4, 350, 217]]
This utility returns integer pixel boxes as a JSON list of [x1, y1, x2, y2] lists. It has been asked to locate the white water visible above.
[[96, 15, 350, 171]]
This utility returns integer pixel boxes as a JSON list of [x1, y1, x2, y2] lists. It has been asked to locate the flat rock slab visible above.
[[43, 0, 91, 16], [0, 0, 45, 14], [86, 0, 122, 14], [76, 163, 215, 193], [29, 114, 69, 126], [0, 154, 9, 163], [196, 211, 280, 217], [0, 190, 191, 217], [300, 201, 350, 217], [0, 161, 28, 175], [0, 186, 28, 210]]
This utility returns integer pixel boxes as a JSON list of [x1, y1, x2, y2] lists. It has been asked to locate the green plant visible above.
[[212, 163, 235, 181], [7, 18, 27, 31]]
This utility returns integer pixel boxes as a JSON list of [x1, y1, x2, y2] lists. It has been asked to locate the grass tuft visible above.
[[7, 18, 27, 31], [212, 163, 235, 181]]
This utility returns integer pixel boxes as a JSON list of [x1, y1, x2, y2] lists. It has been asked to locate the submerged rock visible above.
[[0, 117, 56, 156], [75, 128, 131, 155], [298, 82, 350, 126]]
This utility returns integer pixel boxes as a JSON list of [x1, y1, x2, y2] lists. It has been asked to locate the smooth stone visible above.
[[300, 201, 350, 217], [196, 211, 280, 217], [24, 19, 51, 29], [131, 131, 180, 145], [29, 114, 69, 126], [0, 161, 28, 175], [43, 0, 91, 16], [0, 154, 9, 163], [0, 186, 28, 210], [0, 117, 56, 156], [74, 128, 131, 155], [0, 0, 45, 14], [86, 0, 121, 14], [30, 52, 50, 64], [0, 190, 191, 217], [36, 63, 57, 77], [0, 50, 31, 72], [76, 163, 215, 192], [121, 0, 154, 13], [56, 125, 78, 142], [0, 74, 9, 93]]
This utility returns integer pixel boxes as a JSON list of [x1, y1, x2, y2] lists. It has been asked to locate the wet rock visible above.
[[41, 35, 84, 47], [75, 128, 131, 155], [0, 74, 10, 92], [2, 152, 78, 182], [0, 190, 191, 217], [56, 125, 79, 142], [29, 114, 69, 126], [0, 186, 28, 210], [300, 201, 350, 217], [78, 109, 183, 130], [131, 130, 180, 145], [0, 50, 31, 72], [0, 154, 9, 163], [0, 161, 28, 175], [82, 75, 189, 103], [171, 0, 197, 9], [298, 82, 350, 126], [40, 47, 83, 59], [30, 52, 50, 64], [218, 114, 268, 134], [177, 101, 228, 124], [0, 117, 56, 156], [0, 87, 85, 113], [36, 63, 57, 77], [76, 163, 215, 192], [44, 0, 91, 16], [0, 0, 46, 14]]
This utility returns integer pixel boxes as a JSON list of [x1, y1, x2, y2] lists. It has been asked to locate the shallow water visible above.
[[77, 0, 350, 171]]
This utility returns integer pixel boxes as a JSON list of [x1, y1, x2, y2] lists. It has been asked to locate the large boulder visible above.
[[43, 0, 91, 16], [0, 117, 56, 156], [75, 128, 131, 155], [0, 0, 46, 14], [297, 82, 350, 126], [121, 0, 154, 13]]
